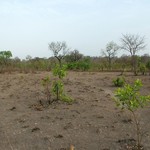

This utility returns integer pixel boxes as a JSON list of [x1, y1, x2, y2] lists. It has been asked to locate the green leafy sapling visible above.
[[52, 64, 72, 102], [41, 76, 51, 103], [114, 79, 150, 149], [52, 64, 66, 101], [113, 77, 125, 87], [53, 64, 67, 79], [52, 80, 63, 101], [48, 41, 72, 103]]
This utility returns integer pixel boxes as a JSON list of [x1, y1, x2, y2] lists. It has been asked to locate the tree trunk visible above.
[[132, 55, 138, 76], [130, 110, 142, 149], [108, 58, 112, 70]]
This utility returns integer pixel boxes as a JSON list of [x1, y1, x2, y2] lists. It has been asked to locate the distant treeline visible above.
[[0, 50, 150, 75], [1, 33, 150, 75]]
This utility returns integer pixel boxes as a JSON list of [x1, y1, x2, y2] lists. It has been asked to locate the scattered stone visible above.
[[122, 119, 132, 124], [10, 106, 16, 111], [54, 134, 63, 138], [31, 127, 40, 132], [64, 122, 73, 130], [22, 125, 29, 128]]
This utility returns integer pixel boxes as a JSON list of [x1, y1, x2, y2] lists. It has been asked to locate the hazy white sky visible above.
[[0, 0, 150, 59]]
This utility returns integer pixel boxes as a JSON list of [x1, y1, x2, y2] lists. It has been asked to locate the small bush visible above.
[[113, 77, 125, 87], [139, 63, 147, 75], [41, 76, 51, 103], [67, 57, 91, 71], [114, 79, 150, 149], [146, 61, 150, 75]]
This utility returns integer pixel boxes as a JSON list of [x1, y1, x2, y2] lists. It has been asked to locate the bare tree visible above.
[[120, 34, 146, 75], [70, 49, 83, 62], [101, 41, 119, 70], [48, 41, 70, 67], [65, 49, 83, 63], [26, 55, 32, 61]]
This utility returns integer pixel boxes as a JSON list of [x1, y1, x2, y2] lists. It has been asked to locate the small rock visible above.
[[10, 107, 16, 111], [54, 134, 63, 138], [31, 127, 40, 132]]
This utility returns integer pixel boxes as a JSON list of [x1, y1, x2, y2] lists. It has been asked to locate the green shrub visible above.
[[139, 63, 147, 75], [114, 79, 150, 149], [67, 57, 91, 71], [67, 62, 77, 70], [113, 77, 125, 87], [146, 61, 150, 75]]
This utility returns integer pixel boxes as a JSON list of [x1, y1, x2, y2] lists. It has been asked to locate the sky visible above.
[[0, 0, 150, 59]]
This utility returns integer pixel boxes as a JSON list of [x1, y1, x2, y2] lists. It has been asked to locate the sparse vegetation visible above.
[[0, 34, 150, 150], [0, 50, 12, 72]]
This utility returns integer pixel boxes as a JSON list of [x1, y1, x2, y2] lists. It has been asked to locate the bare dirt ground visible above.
[[0, 71, 150, 150]]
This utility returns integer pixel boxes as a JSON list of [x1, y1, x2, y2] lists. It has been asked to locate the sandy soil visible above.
[[0, 71, 150, 150]]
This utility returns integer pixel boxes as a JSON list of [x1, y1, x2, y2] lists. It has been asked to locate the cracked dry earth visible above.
[[0, 71, 150, 150]]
